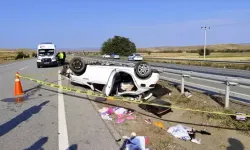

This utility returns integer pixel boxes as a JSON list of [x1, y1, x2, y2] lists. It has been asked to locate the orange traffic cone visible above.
[[14, 72, 24, 96]]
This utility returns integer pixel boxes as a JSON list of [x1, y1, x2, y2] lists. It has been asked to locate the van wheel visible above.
[[37, 63, 40, 68], [134, 62, 152, 79], [69, 57, 86, 75]]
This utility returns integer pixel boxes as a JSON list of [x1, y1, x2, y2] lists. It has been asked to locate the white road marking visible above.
[[0, 62, 17, 68], [20, 66, 28, 70], [58, 70, 69, 150]]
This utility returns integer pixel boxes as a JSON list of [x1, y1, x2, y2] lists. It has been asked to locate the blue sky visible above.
[[0, 0, 250, 49]]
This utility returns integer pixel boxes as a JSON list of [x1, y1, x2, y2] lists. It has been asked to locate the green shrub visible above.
[[101, 35, 136, 56], [15, 52, 30, 60], [198, 48, 212, 56]]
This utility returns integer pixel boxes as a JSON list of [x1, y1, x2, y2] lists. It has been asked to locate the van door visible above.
[[104, 69, 117, 96]]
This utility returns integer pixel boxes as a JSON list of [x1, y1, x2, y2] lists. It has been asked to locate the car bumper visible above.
[[37, 61, 58, 66], [133, 57, 143, 61]]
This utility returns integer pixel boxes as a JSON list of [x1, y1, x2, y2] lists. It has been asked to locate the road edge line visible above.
[[58, 69, 69, 150]]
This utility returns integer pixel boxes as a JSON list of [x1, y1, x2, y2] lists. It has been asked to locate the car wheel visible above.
[[69, 57, 86, 75], [134, 62, 152, 79], [37, 64, 40, 68]]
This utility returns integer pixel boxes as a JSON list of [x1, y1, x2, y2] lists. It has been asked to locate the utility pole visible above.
[[201, 26, 210, 60]]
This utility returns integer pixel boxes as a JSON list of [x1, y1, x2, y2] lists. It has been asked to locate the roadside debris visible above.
[[120, 132, 150, 150], [98, 107, 136, 123], [153, 121, 165, 129], [101, 114, 113, 121], [176, 85, 192, 98], [184, 91, 192, 98], [236, 113, 247, 121], [139, 99, 172, 118], [144, 119, 152, 124], [167, 124, 211, 144]]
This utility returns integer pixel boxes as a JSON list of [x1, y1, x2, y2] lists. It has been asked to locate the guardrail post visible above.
[[181, 74, 190, 94], [181, 75, 185, 94], [224, 81, 238, 108], [225, 81, 230, 108]]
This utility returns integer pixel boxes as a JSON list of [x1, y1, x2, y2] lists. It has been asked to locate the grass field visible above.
[[0, 49, 35, 64], [137, 43, 250, 52], [139, 52, 250, 60], [138, 52, 250, 70]]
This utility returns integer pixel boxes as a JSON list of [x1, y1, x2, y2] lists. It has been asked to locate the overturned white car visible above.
[[61, 57, 160, 100]]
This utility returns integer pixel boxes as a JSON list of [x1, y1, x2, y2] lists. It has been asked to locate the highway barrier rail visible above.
[[77, 56, 250, 108]]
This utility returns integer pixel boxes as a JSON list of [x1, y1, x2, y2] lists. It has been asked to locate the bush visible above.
[[198, 48, 212, 56], [32, 52, 37, 57], [214, 49, 250, 53], [101, 35, 136, 56], [15, 52, 30, 60]]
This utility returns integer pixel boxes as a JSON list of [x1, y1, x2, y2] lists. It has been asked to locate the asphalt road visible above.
[[94, 56, 250, 79], [0, 59, 120, 150]]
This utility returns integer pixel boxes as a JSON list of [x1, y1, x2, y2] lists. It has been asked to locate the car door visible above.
[[104, 69, 117, 96]]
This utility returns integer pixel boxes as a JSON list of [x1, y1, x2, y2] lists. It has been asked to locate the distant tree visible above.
[[198, 48, 212, 56], [101, 35, 136, 56], [148, 52, 151, 55], [32, 52, 37, 57], [15, 52, 25, 59]]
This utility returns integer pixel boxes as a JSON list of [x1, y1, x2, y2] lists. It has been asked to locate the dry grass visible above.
[[159, 81, 250, 132], [138, 52, 250, 70], [145, 59, 250, 70], [140, 52, 250, 60], [0, 50, 34, 64], [137, 44, 250, 52]]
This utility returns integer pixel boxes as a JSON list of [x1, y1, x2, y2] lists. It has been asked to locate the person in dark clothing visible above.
[[62, 51, 66, 65], [56, 52, 60, 66]]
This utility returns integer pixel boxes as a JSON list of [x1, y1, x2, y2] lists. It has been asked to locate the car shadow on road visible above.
[[0, 101, 49, 136], [24, 136, 48, 150], [227, 138, 245, 150], [39, 87, 250, 132], [67, 144, 78, 150]]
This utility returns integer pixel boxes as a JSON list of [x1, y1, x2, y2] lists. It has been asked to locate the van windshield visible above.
[[38, 49, 55, 56]]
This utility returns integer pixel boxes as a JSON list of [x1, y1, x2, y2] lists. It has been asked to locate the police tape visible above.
[[22, 72, 59, 77], [18, 74, 250, 118]]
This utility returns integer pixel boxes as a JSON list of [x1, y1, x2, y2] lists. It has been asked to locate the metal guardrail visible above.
[[80, 56, 250, 108], [145, 57, 250, 64]]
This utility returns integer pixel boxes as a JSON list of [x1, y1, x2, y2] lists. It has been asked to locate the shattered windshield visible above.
[[38, 49, 55, 56]]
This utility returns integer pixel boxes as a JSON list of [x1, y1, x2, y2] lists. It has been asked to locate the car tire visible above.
[[37, 63, 40, 68], [134, 62, 152, 79], [69, 57, 86, 75]]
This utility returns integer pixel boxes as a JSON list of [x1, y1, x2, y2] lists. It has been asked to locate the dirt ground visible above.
[[94, 81, 250, 150]]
